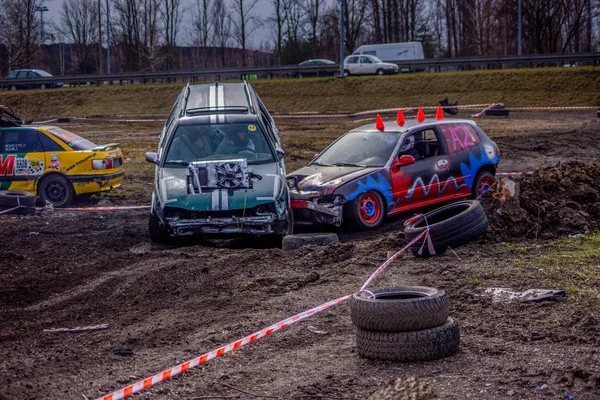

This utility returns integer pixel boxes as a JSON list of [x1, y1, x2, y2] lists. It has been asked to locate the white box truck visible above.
[[352, 42, 424, 71]]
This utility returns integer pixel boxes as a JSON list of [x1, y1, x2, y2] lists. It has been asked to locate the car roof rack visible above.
[[186, 106, 249, 116], [0, 105, 24, 127]]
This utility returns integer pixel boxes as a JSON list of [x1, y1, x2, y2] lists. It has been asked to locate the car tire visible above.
[[9, 85, 17, 91], [403, 200, 488, 257], [345, 191, 385, 230], [298, 73, 304, 78], [282, 232, 339, 251], [149, 212, 170, 243], [343, 69, 351, 77], [274, 206, 294, 248], [355, 317, 460, 362], [38, 174, 74, 208], [0, 190, 37, 208], [350, 286, 449, 332], [471, 170, 495, 199], [376, 68, 384, 76], [40, 84, 47, 89]]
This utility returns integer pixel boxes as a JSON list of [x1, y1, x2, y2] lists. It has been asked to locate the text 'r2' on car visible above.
[[146, 81, 292, 245], [286, 110, 500, 230]]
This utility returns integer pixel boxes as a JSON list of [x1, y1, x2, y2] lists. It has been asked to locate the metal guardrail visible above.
[[0, 52, 598, 88]]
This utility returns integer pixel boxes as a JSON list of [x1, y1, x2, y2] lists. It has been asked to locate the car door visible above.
[[27, 71, 40, 88], [359, 56, 375, 74], [16, 70, 28, 89], [0, 128, 46, 192], [437, 122, 482, 197], [346, 56, 360, 75], [389, 128, 452, 214]]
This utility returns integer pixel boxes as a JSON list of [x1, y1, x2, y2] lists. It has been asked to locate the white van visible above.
[[353, 42, 424, 64]]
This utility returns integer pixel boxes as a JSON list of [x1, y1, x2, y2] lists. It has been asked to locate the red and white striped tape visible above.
[[95, 228, 428, 400], [97, 294, 353, 400], [0, 205, 21, 215]]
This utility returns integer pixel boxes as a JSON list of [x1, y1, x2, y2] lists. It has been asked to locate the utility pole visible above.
[[36, 6, 49, 44], [98, 0, 102, 73], [518, 0, 522, 56], [106, 0, 111, 73], [339, 0, 344, 77]]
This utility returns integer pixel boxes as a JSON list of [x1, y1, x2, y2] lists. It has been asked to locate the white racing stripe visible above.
[[217, 84, 225, 122], [209, 86, 216, 123], [220, 189, 228, 210], [212, 190, 219, 210]]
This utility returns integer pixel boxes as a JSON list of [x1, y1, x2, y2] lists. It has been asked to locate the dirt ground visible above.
[[2, 111, 600, 400]]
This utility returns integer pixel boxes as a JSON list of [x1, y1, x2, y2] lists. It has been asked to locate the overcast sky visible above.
[[43, 0, 283, 49]]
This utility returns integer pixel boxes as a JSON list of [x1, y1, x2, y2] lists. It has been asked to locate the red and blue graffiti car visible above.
[[286, 110, 500, 229]]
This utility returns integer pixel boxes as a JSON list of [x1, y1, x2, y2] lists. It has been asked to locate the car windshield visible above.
[[35, 70, 53, 77], [164, 122, 275, 166], [312, 130, 401, 167], [48, 128, 96, 150]]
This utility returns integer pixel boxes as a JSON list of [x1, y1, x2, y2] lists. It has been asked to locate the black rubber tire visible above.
[[273, 206, 294, 248], [355, 317, 460, 362], [345, 191, 385, 230], [471, 170, 495, 199], [0, 190, 37, 207], [38, 175, 74, 208], [376, 69, 384, 76], [282, 232, 339, 251], [343, 69, 351, 77], [149, 212, 170, 243], [350, 287, 449, 332], [404, 200, 488, 257]]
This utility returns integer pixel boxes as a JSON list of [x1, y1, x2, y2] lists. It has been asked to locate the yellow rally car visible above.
[[0, 109, 124, 207]]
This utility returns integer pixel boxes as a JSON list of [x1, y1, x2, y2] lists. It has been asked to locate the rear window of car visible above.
[[165, 123, 275, 166], [47, 128, 97, 150], [38, 131, 66, 151], [439, 123, 481, 154]]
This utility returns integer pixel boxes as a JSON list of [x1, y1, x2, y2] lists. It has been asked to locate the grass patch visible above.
[[505, 234, 600, 305], [3, 67, 599, 119]]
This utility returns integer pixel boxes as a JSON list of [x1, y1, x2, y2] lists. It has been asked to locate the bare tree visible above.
[[192, 0, 212, 47], [269, 0, 287, 64], [302, 0, 324, 58], [212, 0, 231, 67], [162, 0, 182, 46], [60, 0, 99, 73], [0, 0, 44, 71], [230, 0, 261, 66]]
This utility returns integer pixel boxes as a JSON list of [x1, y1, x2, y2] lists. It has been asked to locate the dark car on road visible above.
[[293, 59, 337, 78], [5, 69, 64, 90], [286, 113, 500, 230]]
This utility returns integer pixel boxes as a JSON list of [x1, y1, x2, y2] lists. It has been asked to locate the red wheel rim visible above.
[[359, 193, 381, 224], [478, 177, 494, 195]]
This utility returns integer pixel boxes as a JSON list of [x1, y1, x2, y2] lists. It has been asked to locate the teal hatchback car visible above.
[[145, 82, 292, 244]]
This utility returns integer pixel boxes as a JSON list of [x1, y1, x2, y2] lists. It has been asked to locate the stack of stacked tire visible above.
[[350, 286, 460, 361], [0, 190, 37, 216], [404, 200, 488, 258]]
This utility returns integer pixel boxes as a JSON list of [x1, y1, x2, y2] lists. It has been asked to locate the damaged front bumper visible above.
[[290, 196, 345, 226], [165, 213, 286, 236]]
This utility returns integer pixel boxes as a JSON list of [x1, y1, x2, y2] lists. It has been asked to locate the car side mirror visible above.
[[276, 148, 285, 161], [397, 154, 416, 167], [145, 152, 159, 164]]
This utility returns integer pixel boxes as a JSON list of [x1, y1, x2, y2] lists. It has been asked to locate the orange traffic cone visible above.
[[417, 107, 425, 123], [396, 109, 405, 127], [375, 114, 385, 131], [435, 106, 444, 120]]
